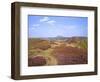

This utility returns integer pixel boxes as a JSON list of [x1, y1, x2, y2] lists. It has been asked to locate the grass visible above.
[[28, 38, 88, 66]]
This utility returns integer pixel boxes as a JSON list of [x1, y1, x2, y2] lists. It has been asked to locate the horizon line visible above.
[[28, 36, 88, 38]]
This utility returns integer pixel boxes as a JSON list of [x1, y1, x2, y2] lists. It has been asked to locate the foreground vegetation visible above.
[[28, 37, 87, 66]]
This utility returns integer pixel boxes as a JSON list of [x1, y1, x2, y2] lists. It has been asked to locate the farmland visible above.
[[28, 36, 87, 66]]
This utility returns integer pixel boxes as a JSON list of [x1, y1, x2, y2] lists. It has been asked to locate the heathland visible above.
[[28, 36, 87, 66]]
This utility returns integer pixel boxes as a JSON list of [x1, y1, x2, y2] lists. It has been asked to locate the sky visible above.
[[28, 15, 88, 38]]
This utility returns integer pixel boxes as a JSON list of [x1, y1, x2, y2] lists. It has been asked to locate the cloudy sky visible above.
[[28, 15, 88, 38]]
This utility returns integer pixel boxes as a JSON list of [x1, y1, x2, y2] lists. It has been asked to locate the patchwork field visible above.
[[28, 37, 87, 66]]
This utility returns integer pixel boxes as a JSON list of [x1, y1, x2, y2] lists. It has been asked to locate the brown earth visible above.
[[28, 38, 87, 66]]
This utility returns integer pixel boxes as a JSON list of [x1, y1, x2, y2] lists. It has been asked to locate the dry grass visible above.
[[28, 38, 87, 66]]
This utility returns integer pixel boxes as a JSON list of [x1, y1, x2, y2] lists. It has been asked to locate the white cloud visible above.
[[47, 20, 56, 25], [39, 17, 56, 26], [32, 24, 39, 27], [31, 24, 40, 30], [40, 17, 49, 22]]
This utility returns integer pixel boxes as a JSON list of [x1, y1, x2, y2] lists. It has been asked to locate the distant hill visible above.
[[37, 36, 86, 40], [45, 36, 69, 40], [29, 36, 87, 41]]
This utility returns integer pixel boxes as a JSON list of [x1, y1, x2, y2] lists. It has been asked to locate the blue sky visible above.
[[28, 15, 88, 38]]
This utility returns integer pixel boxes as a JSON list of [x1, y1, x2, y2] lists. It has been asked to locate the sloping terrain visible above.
[[28, 37, 87, 66]]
